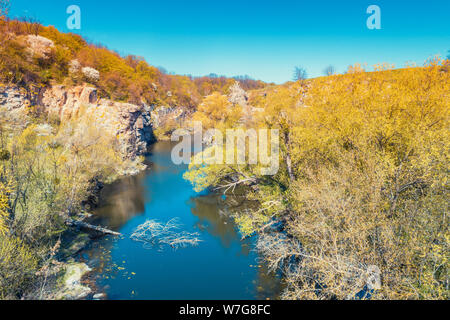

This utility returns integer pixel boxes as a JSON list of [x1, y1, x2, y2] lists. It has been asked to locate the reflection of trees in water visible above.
[[93, 173, 148, 229], [190, 189, 259, 249], [190, 192, 284, 299], [80, 140, 285, 299], [253, 262, 284, 300], [190, 194, 238, 249]]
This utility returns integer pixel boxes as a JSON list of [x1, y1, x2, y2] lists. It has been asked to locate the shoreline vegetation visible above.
[[0, 12, 449, 300]]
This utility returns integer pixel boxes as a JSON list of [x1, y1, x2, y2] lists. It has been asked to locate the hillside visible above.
[[0, 19, 268, 110]]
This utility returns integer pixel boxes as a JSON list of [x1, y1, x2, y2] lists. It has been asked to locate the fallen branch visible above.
[[214, 178, 257, 194], [131, 218, 201, 250], [241, 219, 279, 241], [65, 218, 121, 236]]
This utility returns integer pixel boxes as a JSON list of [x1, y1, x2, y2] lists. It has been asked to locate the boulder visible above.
[[24, 35, 55, 60], [69, 59, 81, 74], [54, 262, 92, 300], [82, 67, 100, 82]]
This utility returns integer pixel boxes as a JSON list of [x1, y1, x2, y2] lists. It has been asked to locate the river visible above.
[[79, 140, 282, 300]]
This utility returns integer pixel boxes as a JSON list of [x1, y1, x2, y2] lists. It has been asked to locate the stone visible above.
[[39, 85, 155, 159], [0, 86, 28, 111], [54, 262, 92, 300], [82, 67, 100, 82], [69, 59, 81, 74], [23, 35, 55, 60], [59, 232, 91, 259], [93, 293, 106, 300], [150, 105, 187, 129], [228, 81, 248, 107]]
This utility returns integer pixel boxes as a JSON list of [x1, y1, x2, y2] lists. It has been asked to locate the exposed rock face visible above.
[[40, 85, 154, 159], [228, 82, 257, 124], [0, 86, 30, 111], [23, 35, 55, 60], [150, 105, 188, 128], [69, 59, 81, 74], [0, 85, 155, 159]]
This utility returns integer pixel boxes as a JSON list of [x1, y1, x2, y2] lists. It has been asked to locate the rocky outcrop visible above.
[[53, 262, 92, 300], [69, 59, 81, 74], [23, 35, 55, 60], [0, 84, 155, 159], [228, 81, 249, 107], [41, 85, 155, 158], [150, 105, 188, 128], [0, 86, 30, 111]]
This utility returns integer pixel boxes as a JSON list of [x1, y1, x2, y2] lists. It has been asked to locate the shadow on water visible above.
[[80, 141, 283, 300]]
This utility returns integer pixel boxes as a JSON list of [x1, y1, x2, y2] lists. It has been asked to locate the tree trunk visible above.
[[65, 218, 121, 236], [284, 131, 295, 182]]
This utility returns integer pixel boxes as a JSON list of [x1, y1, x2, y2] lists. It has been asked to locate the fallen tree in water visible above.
[[130, 218, 201, 250], [65, 218, 121, 237]]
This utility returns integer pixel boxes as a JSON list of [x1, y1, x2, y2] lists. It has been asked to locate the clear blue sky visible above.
[[8, 0, 450, 83]]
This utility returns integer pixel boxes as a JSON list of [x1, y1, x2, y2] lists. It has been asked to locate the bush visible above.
[[0, 235, 38, 299]]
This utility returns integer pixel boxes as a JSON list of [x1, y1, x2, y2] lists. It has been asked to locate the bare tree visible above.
[[19, 16, 41, 35], [323, 65, 336, 76], [293, 66, 307, 81], [228, 81, 248, 107], [0, 0, 10, 19], [0, 0, 10, 45]]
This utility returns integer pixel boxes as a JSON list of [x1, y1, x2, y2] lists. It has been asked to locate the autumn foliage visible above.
[[185, 59, 449, 299], [0, 19, 267, 110]]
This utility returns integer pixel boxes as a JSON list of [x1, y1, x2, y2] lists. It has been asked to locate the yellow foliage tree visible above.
[[185, 60, 450, 300]]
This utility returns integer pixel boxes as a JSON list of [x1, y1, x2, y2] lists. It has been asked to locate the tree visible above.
[[293, 66, 307, 81], [228, 81, 248, 107], [192, 92, 242, 130], [323, 65, 336, 76], [0, 0, 9, 19], [0, 180, 10, 235]]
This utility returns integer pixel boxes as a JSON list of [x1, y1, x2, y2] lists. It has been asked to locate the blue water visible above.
[[81, 141, 281, 300]]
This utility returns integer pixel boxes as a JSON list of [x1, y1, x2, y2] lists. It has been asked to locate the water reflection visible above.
[[81, 141, 283, 300], [93, 174, 148, 229], [189, 194, 238, 248]]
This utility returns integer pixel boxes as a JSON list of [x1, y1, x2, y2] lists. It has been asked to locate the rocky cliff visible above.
[[0, 84, 155, 160]]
